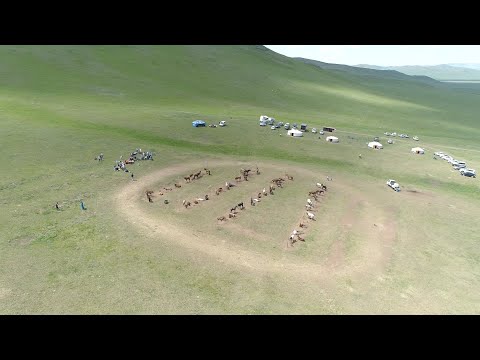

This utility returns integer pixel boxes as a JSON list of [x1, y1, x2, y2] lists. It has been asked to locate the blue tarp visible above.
[[192, 120, 206, 127]]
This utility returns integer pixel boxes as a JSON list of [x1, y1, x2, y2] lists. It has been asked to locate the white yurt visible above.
[[287, 129, 303, 137], [368, 141, 383, 149], [411, 147, 425, 154], [326, 136, 339, 143]]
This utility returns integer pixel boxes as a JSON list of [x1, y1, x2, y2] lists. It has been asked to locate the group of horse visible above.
[[288, 182, 329, 247], [144, 168, 211, 204], [217, 171, 293, 222], [184, 168, 211, 183]]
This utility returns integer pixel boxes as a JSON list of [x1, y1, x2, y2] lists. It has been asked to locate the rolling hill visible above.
[[357, 63, 480, 81], [1, 45, 480, 314]]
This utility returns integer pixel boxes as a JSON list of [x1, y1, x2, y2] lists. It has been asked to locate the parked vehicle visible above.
[[460, 168, 476, 177], [387, 179, 401, 192], [312, 128, 317, 133], [219, 120, 226, 127]]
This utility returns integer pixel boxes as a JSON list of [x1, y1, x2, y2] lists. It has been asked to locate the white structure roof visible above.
[[326, 136, 339, 142], [411, 147, 425, 153], [287, 129, 303, 137], [368, 141, 383, 148]]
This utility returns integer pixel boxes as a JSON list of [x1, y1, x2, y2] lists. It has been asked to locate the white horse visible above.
[[307, 212, 315, 220]]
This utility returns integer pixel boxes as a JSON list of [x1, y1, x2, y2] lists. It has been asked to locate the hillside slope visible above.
[[357, 63, 480, 81], [0, 45, 480, 142]]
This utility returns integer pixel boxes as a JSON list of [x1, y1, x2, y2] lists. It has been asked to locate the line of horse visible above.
[[288, 182, 328, 247]]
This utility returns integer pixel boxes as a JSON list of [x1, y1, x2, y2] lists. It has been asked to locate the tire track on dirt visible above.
[[112, 160, 397, 280]]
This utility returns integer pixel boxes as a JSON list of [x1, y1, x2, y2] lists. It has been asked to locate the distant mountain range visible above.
[[295, 58, 438, 84], [355, 63, 480, 81]]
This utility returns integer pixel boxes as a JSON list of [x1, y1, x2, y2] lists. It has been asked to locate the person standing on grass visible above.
[[80, 201, 86, 210], [131, 173, 134, 181], [55, 202, 60, 210]]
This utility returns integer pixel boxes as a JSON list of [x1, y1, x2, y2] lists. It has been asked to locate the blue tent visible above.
[[192, 120, 206, 127]]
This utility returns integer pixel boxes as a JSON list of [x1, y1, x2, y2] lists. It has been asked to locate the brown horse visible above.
[[217, 216, 226, 221], [164, 187, 173, 191], [184, 176, 191, 183], [205, 195, 209, 201], [235, 176, 242, 182], [175, 183, 182, 188], [228, 213, 236, 218]]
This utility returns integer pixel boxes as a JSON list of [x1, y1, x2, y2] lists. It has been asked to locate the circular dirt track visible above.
[[113, 160, 397, 281]]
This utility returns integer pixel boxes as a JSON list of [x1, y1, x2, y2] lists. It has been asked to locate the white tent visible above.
[[287, 129, 303, 137], [326, 136, 339, 143], [368, 141, 383, 149], [411, 147, 425, 154]]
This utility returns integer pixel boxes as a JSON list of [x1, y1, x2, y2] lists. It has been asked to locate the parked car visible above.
[[271, 125, 276, 130], [284, 123, 290, 130], [319, 131, 324, 135], [413, 136, 419, 141], [460, 168, 476, 177], [312, 128, 317, 133], [387, 179, 401, 192], [453, 164, 466, 170], [219, 120, 226, 127]]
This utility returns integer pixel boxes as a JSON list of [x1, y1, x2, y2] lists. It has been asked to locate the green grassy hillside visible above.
[[1, 45, 479, 314], [357, 63, 480, 81]]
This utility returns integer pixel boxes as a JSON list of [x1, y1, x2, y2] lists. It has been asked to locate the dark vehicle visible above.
[[300, 124, 307, 132], [323, 126, 336, 132]]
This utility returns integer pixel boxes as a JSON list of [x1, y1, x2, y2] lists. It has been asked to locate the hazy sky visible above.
[[264, 45, 480, 66]]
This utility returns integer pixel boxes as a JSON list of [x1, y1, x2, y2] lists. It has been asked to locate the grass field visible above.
[[1, 45, 479, 314]]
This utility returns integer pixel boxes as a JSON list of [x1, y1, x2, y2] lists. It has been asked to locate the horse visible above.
[[237, 202, 244, 209], [256, 166, 260, 175], [307, 199, 313, 206], [193, 200, 199, 205], [164, 187, 173, 191], [183, 201, 191, 208], [307, 212, 315, 220], [175, 183, 182, 188], [228, 213, 236, 218], [217, 216, 226, 221], [230, 206, 237, 213], [263, 188, 268, 196], [257, 192, 262, 199], [235, 176, 242, 182], [184, 176, 191, 183], [299, 222, 307, 228], [205, 195, 209, 201], [285, 173, 294, 181]]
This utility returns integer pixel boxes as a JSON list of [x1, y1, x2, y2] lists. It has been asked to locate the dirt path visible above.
[[112, 160, 397, 280]]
